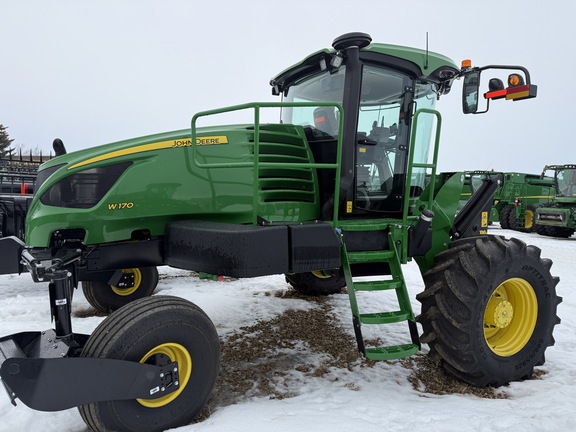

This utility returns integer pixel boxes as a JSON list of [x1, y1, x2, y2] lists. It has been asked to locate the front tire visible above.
[[78, 295, 220, 432], [508, 204, 536, 232], [82, 267, 159, 313], [535, 224, 575, 238], [499, 204, 514, 229], [285, 270, 346, 295], [416, 236, 561, 387]]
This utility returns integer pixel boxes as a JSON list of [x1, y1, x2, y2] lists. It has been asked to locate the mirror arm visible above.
[[472, 97, 490, 115], [468, 64, 532, 85]]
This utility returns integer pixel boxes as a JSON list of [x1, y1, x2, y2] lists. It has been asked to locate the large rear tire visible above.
[[508, 204, 536, 232], [82, 267, 159, 313], [78, 295, 220, 432], [498, 204, 514, 229], [285, 270, 346, 295], [416, 236, 561, 387]]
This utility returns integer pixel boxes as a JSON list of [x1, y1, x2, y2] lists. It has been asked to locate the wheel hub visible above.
[[483, 278, 538, 357], [112, 268, 142, 296], [137, 342, 192, 408], [311, 270, 331, 279], [485, 300, 514, 328]]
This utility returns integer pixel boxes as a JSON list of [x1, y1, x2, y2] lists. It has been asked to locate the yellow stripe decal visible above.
[[68, 136, 228, 170], [196, 135, 229, 146], [69, 141, 173, 170]]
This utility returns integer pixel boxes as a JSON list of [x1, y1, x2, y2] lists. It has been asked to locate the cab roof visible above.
[[270, 42, 459, 95]]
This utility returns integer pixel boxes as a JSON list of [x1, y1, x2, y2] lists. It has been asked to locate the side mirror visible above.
[[462, 71, 480, 114], [461, 64, 537, 114]]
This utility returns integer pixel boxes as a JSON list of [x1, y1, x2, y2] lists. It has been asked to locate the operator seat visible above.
[[367, 120, 390, 143], [313, 106, 339, 137]]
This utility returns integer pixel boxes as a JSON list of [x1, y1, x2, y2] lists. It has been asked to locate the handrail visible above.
[[403, 108, 442, 222], [191, 102, 344, 225]]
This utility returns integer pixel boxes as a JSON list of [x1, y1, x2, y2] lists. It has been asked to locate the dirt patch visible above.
[[204, 292, 360, 413], [402, 354, 509, 399], [198, 287, 521, 423], [403, 353, 546, 399], [74, 283, 545, 421]]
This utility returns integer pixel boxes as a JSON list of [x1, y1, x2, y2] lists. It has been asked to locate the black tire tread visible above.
[[285, 270, 346, 295], [79, 295, 219, 432], [82, 267, 159, 313], [535, 224, 575, 238], [498, 204, 513, 229], [416, 235, 561, 387], [508, 204, 536, 233]]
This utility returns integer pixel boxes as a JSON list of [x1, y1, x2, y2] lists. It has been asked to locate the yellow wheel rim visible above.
[[311, 271, 331, 279], [525, 210, 534, 229], [137, 343, 192, 408], [111, 268, 142, 296], [483, 278, 538, 357]]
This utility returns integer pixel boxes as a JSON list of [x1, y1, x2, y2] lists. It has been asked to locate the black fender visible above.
[[165, 220, 341, 278]]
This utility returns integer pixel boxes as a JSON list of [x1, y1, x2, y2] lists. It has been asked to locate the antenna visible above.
[[425, 32, 429, 69]]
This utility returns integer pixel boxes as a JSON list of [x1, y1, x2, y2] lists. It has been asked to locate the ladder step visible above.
[[354, 280, 402, 291], [359, 311, 411, 324], [342, 235, 418, 363], [365, 343, 420, 360], [347, 250, 394, 264], [337, 219, 394, 231]]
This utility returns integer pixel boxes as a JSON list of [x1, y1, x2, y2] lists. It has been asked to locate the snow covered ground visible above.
[[0, 225, 574, 432]]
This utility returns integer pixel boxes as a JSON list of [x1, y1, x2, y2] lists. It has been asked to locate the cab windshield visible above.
[[280, 66, 346, 138], [556, 168, 576, 197], [281, 63, 439, 213]]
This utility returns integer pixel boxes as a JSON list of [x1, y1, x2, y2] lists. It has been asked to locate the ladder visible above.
[[339, 221, 420, 360]]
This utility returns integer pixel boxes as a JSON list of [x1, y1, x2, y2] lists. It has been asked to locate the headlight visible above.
[[40, 162, 132, 209]]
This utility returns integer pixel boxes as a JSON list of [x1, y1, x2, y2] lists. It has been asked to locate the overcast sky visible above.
[[1, 0, 573, 173]]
